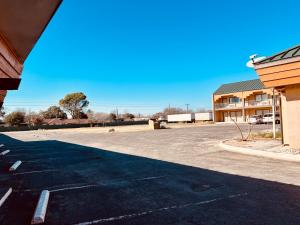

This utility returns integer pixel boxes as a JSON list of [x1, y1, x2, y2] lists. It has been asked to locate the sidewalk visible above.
[[220, 139, 300, 162]]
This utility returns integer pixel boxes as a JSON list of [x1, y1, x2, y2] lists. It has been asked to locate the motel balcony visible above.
[[214, 102, 243, 110], [245, 99, 273, 107], [215, 99, 277, 110]]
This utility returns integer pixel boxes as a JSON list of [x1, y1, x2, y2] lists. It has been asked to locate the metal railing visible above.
[[214, 102, 243, 109], [245, 99, 272, 107], [215, 99, 278, 109]]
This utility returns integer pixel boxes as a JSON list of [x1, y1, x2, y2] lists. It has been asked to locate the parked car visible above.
[[249, 115, 263, 124], [262, 113, 280, 124]]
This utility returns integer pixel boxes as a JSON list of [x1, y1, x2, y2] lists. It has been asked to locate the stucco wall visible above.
[[281, 84, 300, 148]]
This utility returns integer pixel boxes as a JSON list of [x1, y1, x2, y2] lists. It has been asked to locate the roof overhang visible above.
[[0, 0, 62, 107], [0, 0, 62, 63], [254, 58, 300, 88]]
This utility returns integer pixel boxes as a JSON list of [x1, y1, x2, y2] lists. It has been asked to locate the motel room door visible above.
[[223, 112, 230, 122]]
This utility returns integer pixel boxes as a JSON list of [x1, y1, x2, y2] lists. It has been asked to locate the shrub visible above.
[[4, 111, 25, 126], [253, 131, 282, 139], [26, 113, 44, 126]]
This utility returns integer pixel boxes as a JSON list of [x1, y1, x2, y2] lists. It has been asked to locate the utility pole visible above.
[[185, 104, 190, 113]]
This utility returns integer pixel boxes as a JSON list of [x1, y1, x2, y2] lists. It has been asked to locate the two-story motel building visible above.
[[213, 79, 278, 122]]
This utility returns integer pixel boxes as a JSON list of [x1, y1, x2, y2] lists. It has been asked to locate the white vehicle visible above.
[[195, 112, 213, 121], [167, 113, 195, 123], [249, 115, 263, 124], [262, 113, 280, 124]]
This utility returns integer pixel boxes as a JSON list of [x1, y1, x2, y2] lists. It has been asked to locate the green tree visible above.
[[42, 106, 67, 119], [4, 111, 25, 126], [59, 92, 89, 119]]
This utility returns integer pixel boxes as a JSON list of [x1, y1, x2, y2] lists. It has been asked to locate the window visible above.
[[255, 94, 268, 102], [229, 97, 240, 104], [222, 98, 228, 103]]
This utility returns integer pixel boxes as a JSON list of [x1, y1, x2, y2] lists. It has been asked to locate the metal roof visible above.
[[214, 79, 266, 95], [255, 44, 300, 65]]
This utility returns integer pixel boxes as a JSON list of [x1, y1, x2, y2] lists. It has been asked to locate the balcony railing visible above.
[[215, 99, 278, 109], [245, 99, 272, 107], [214, 102, 243, 109]]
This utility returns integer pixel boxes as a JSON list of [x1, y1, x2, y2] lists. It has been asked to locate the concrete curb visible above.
[[0, 150, 10, 156], [31, 190, 50, 224], [0, 188, 12, 207], [9, 160, 22, 172], [219, 140, 300, 163]]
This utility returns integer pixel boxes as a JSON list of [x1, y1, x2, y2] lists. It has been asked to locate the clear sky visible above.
[[4, 0, 300, 114]]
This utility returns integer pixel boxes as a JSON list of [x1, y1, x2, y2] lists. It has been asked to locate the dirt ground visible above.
[[1, 123, 300, 225]]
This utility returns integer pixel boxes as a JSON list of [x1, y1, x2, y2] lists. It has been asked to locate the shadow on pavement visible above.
[[0, 133, 300, 225]]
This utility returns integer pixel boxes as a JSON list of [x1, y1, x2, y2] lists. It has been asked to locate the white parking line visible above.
[[21, 183, 91, 193], [6, 150, 78, 157], [74, 193, 248, 225], [50, 184, 98, 193], [50, 176, 165, 193], [13, 169, 58, 175]]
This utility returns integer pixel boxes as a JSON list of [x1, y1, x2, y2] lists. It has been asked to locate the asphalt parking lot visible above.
[[1, 124, 300, 225]]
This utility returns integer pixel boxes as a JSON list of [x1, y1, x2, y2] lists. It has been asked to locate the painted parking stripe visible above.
[[0, 150, 10, 156], [31, 190, 50, 224], [50, 184, 98, 193], [21, 182, 91, 193], [9, 160, 22, 172], [6, 150, 79, 157], [75, 193, 248, 225], [0, 188, 12, 207], [13, 169, 58, 175], [50, 176, 166, 193]]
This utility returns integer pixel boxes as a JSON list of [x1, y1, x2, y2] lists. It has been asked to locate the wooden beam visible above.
[[0, 35, 23, 75], [0, 78, 21, 90]]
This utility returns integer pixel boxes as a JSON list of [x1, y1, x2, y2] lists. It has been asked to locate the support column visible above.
[[212, 94, 215, 122], [272, 88, 276, 139], [242, 98, 245, 122]]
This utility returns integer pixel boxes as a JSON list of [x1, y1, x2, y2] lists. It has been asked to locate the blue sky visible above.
[[4, 0, 300, 114]]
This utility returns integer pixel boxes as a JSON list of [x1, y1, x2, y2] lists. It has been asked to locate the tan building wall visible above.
[[280, 84, 300, 148], [254, 51, 300, 149]]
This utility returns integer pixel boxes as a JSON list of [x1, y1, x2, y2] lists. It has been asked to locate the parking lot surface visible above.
[[1, 124, 300, 224]]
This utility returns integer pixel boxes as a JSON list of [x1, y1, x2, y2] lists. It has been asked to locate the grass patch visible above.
[[253, 131, 282, 139]]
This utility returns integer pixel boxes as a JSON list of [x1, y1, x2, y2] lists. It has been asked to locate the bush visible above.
[[123, 113, 135, 120], [4, 111, 25, 126], [26, 113, 44, 126]]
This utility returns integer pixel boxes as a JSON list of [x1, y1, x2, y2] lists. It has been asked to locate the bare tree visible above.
[[230, 117, 252, 141]]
